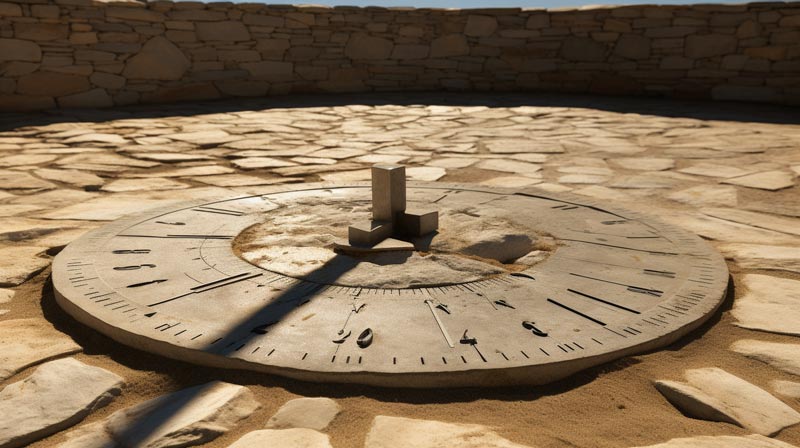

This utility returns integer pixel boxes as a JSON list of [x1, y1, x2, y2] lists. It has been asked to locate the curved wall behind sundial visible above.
[[1, 0, 799, 111], [52, 182, 729, 388]]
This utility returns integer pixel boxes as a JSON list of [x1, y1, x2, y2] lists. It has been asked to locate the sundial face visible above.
[[53, 180, 728, 388]]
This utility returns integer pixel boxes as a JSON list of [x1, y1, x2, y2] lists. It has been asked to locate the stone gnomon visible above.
[[51, 167, 729, 387], [346, 164, 438, 250]]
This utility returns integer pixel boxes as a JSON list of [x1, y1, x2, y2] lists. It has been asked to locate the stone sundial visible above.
[[53, 164, 728, 388]]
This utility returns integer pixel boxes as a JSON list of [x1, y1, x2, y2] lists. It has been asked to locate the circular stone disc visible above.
[[53, 183, 728, 388]]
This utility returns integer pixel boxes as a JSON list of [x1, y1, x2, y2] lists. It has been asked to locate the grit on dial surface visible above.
[[52, 183, 729, 388]]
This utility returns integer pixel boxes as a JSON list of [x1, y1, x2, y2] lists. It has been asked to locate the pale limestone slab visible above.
[[0, 318, 82, 381], [129, 152, 214, 163], [101, 178, 190, 192], [407, 166, 446, 181], [163, 130, 239, 145], [702, 208, 800, 237], [365, 416, 531, 448], [661, 213, 799, 245], [59, 381, 260, 448], [631, 435, 798, 448], [271, 163, 362, 177], [484, 139, 564, 154], [231, 157, 297, 170], [125, 165, 235, 178], [227, 429, 332, 448], [718, 243, 800, 273], [480, 176, 541, 188], [612, 157, 675, 171], [0, 170, 56, 191], [290, 157, 337, 165], [56, 153, 158, 169], [731, 340, 800, 376], [0, 246, 50, 286], [192, 174, 287, 187], [10, 189, 100, 209], [732, 274, 800, 336], [557, 174, 609, 184], [0, 154, 59, 167], [427, 157, 479, 169], [318, 169, 372, 183], [0, 358, 123, 448], [37, 196, 180, 221], [0, 203, 45, 216], [573, 185, 634, 201], [477, 159, 542, 175], [33, 169, 104, 189], [0, 288, 13, 304], [609, 175, 677, 189], [354, 154, 408, 165], [667, 185, 738, 207], [723, 171, 795, 191], [678, 163, 755, 178], [557, 165, 614, 176], [772, 381, 800, 399], [265, 397, 341, 431], [655, 367, 800, 436], [63, 133, 127, 145]]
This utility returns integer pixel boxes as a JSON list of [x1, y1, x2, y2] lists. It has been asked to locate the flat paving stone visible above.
[[772, 381, 800, 399], [227, 429, 332, 448], [231, 157, 297, 170], [631, 435, 798, 447], [655, 367, 800, 436], [702, 208, 800, 237], [265, 397, 341, 431], [407, 166, 446, 181], [477, 159, 542, 175], [667, 185, 738, 207], [718, 243, 800, 273], [33, 169, 104, 190], [0, 318, 82, 382], [661, 214, 799, 245], [732, 274, 800, 336], [723, 171, 795, 191], [678, 163, 755, 178], [484, 138, 564, 154], [612, 157, 675, 171], [101, 178, 190, 192], [0, 288, 13, 304], [731, 340, 800, 376], [59, 381, 260, 448], [480, 176, 541, 188], [364, 415, 532, 448], [125, 165, 235, 178], [0, 358, 123, 448], [0, 246, 50, 286], [0, 170, 56, 191]]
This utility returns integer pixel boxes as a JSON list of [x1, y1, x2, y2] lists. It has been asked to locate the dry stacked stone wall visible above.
[[0, 0, 799, 110]]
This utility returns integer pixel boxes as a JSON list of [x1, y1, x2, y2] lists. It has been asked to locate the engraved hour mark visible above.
[[114, 264, 156, 271], [127, 279, 168, 288], [112, 249, 151, 254]]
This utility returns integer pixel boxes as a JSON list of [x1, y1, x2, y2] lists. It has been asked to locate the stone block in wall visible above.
[[771, 30, 800, 45], [142, 82, 220, 103], [645, 26, 696, 38], [106, 6, 165, 23], [196, 21, 250, 42], [779, 15, 800, 27], [17, 72, 90, 97], [604, 19, 632, 33], [122, 36, 190, 80], [525, 14, 550, 29], [685, 33, 737, 58], [90, 72, 125, 89], [240, 61, 293, 81], [31, 5, 59, 19], [721, 54, 748, 70], [430, 34, 469, 58], [255, 38, 290, 59], [614, 34, 651, 59], [58, 88, 113, 108], [736, 20, 761, 38], [464, 15, 497, 37], [398, 25, 425, 37], [391, 44, 429, 60], [560, 36, 607, 61], [744, 46, 786, 60], [168, 10, 227, 21], [286, 12, 315, 28], [318, 67, 366, 92], [70, 32, 98, 45], [243, 13, 284, 27], [345, 34, 393, 60], [295, 65, 327, 80], [0, 2, 22, 16], [215, 80, 270, 96], [287, 46, 322, 61], [0, 95, 55, 111], [0, 39, 42, 62], [660, 55, 694, 69], [0, 62, 39, 77], [14, 23, 69, 42]]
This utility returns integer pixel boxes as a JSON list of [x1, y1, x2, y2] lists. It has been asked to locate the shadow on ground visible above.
[[2, 92, 799, 132]]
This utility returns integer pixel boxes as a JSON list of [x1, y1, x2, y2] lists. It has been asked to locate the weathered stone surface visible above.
[[364, 416, 532, 448], [615, 34, 651, 59], [123, 36, 191, 81], [612, 157, 674, 171], [0, 318, 82, 381], [60, 382, 259, 448], [265, 397, 341, 431], [0, 246, 51, 286], [718, 243, 800, 273], [241, 61, 293, 81], [345, 34, 393, 60], [14, 23, 68, 41], [228, 429, 332, 448], [773, 381, 800, 399], [59, 88, 114, 109], [632, 435, 799, 448], [667, 185, 738, 207], [33, 169, 104, 190], [722, 171, 795, 191], [655, 367, 800, 436], [685, 34, 737, 58], [732, 275, 800, 336], [196, 21, 250, 42], [702, 208, 800, 237], [0, 288, 13, 304], [0, 39, 41, 62], [0, 358, 123, 448], [431, 34, 469, 58], [561, 37, 607, 61], [731, 340, 800, 376], [465, 15, 498, 37]]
